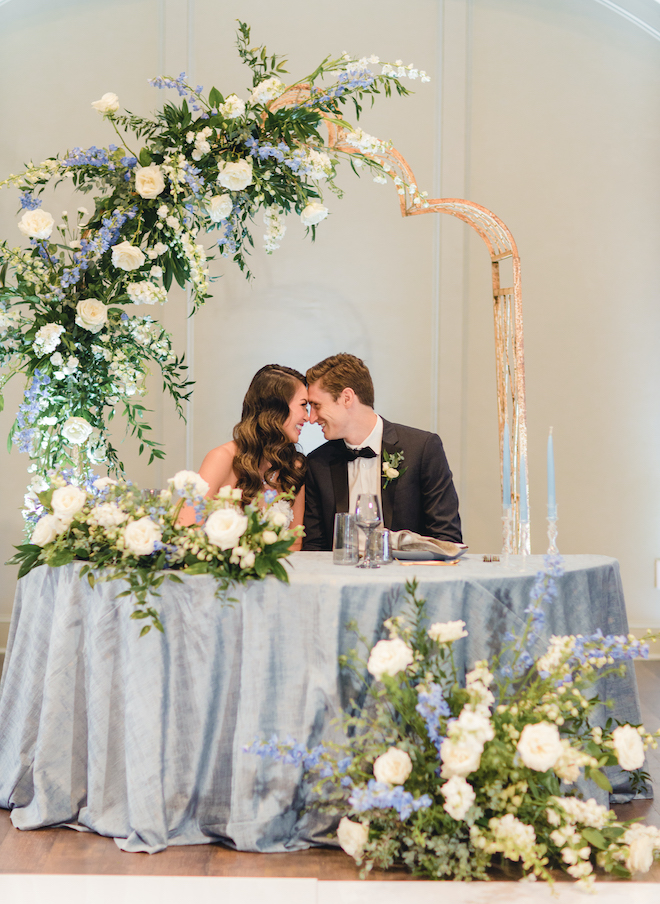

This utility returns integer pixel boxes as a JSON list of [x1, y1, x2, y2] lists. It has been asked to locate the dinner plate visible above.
[[393, 547, 467, 562]]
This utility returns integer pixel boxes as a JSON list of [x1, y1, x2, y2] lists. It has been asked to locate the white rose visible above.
[[206, 194, 233, 222], [336, 817, 369, 860], [372, 747, 413, 785], [91, 92, 119, 114], [89, 502, 128, 529], [440, 739, 482, 778], [367, 637, 414, 681], [168, 470, 209, 498], [385, 466, 399, 479], [61, 417, 93, 445], [300, 201, 328, 227], [93, 476, 117, 490], [18, 209, 55, 240], [442, 775, 476, 821], [262, 530, 278, 545], [75, 298, 107, 334], [217, 159, 253, 191], [31, 513, 67, 546], [111, 240, 146, 271], [612, 724, 645, 771], [218, 486, 232, 499], [516, 722, 563, 772], [428, 620, 468, 644], [231, 488, 242, 501], [204, 508, 248, 550], [627, 834, 655, 873], [51, 484, 87, 523], [123, 517, 162, 556], [269, 510, 289, 528], [135, 165, 166, 199]]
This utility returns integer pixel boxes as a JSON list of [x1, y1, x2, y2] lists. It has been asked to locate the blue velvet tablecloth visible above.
[[0, 553, 645, 853]]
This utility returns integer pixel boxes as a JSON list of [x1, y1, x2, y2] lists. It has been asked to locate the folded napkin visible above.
[[390, 530, 468, 559]]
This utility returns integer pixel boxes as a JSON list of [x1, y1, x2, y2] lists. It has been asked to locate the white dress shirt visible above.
[[346, 415, 383, 545]]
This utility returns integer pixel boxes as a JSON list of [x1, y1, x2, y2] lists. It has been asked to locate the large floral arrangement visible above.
[[0, 22, 428, 513], [10, 469, 299, 634], [247, 559, 660, 887]]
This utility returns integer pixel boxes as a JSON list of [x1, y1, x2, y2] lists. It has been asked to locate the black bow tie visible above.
[[342, 446, 377, 462]]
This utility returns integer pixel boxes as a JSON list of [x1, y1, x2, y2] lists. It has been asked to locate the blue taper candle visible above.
[[503, 421, 511, 509], [547, 427, 556, 520]]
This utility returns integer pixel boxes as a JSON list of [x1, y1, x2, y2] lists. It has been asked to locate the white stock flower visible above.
[[218, 94, 246, 118], [207, 194, 233, 222], [124, 517, 162, 556], [18, 209, 55, 239], [91, 92, 119, 114], [204, 507, 248, 550], [262, 530, 278, 545], [89, 502, 128, 529], [217, 159, 253, 191], [75, 298, 107, 334], [51, 484, 87, 523], [428, 620, 468, 644], [517, 722, 563, 772], [240, 549, 256, 569], [31, 513, 68, 546], [440, 738, 482, 779], [168, 470, 209, 498], [612, 724, 645, 771], [300, 201, 328, 227], [442, 775, 476, 821], [135, 165, 166, 199], [373, 747, 412, 785], [33, 322, 65, 355], [126, 281, 167, 305], [112, 240, 146, 271], [249, 76, 286, 105], [61, 417, 93, 445], [553, 796, 609, 828], [367, 636, 414, 681], [450, 709, 495, 745]]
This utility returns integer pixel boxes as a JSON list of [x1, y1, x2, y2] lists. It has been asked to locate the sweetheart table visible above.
[[0, 553, 646, 853]]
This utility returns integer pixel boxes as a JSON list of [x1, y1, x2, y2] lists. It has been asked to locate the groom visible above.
[[302, 353, 462, 550]]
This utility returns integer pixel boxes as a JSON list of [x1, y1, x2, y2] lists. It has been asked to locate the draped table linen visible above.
[[0, 553, 645, 853]]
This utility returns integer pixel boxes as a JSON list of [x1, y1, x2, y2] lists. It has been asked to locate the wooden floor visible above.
[[1, 661, 659, 880]]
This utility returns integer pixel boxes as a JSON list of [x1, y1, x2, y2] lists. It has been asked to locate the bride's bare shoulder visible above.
[[201, 441, 237, 466], [198, 441, 237, 491]]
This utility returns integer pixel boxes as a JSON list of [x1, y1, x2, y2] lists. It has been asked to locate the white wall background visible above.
[[1, 0, 659, 652]]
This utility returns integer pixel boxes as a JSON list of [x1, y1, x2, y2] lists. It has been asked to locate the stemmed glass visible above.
[[355, 494, 383, 569]]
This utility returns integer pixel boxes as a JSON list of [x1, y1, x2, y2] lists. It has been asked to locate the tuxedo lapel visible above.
[[381, 419, 400, 530]]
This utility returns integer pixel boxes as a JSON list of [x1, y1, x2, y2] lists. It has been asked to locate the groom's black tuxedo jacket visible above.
[[302, 417, 462, 551]]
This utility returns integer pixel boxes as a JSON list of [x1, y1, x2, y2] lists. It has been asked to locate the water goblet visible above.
[[355, 494, 383, 568]]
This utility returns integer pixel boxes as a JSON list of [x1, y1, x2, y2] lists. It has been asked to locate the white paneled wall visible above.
[[0, 0, 659, 653]]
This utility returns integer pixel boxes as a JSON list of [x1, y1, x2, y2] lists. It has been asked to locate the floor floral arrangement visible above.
[[0, 22, 427, 520], [247, 556, 660, 887], [10, 469, 299, 633]]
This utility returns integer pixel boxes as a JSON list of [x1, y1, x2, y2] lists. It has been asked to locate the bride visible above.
[[181, 364, 308, 548]]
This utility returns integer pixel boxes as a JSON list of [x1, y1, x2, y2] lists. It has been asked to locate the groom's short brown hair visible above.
[[306, 353, 375, 407]]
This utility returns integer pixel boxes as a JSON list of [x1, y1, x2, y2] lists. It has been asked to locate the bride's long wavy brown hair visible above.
[[232, 364, 307, 504]]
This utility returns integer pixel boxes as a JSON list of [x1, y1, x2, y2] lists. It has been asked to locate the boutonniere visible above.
[[382, 449, 406, 488]]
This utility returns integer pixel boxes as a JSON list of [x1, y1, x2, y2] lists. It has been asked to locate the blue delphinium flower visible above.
[[20, 192, 42, 209], [415, 682, 450, 753], [349, 780, 431, 821]]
